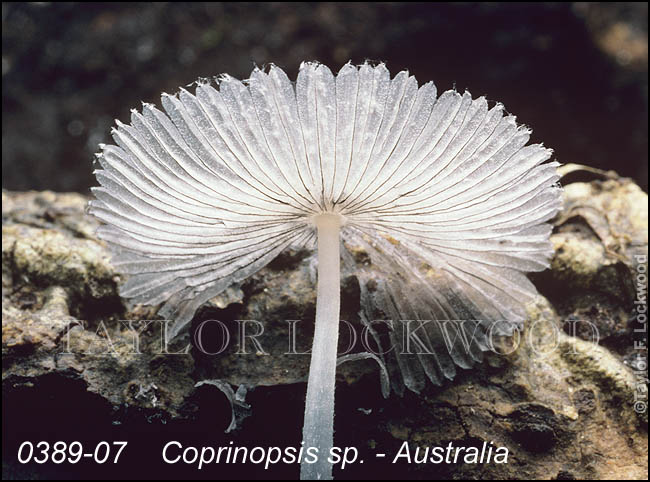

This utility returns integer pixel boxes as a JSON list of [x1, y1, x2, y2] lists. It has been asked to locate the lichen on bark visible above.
[[2, 177, 648, 479]]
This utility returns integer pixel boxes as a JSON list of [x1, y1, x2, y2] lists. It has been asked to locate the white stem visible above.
[[301, 213, 341, 480]]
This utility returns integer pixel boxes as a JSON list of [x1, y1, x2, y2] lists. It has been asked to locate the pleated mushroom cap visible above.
[[90, 61, 562, 390]]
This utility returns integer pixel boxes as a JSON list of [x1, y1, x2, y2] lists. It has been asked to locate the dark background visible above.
[[2, 2, 648, 193]]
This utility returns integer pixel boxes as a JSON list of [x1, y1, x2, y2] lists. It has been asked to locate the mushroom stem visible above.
[[301, 213, 342, 480]]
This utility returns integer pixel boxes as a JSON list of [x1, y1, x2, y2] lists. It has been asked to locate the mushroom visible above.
[[89, 61, 562, 480]]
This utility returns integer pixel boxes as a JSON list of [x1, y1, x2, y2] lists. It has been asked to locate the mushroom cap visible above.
[[89, 62, 562, 388]]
